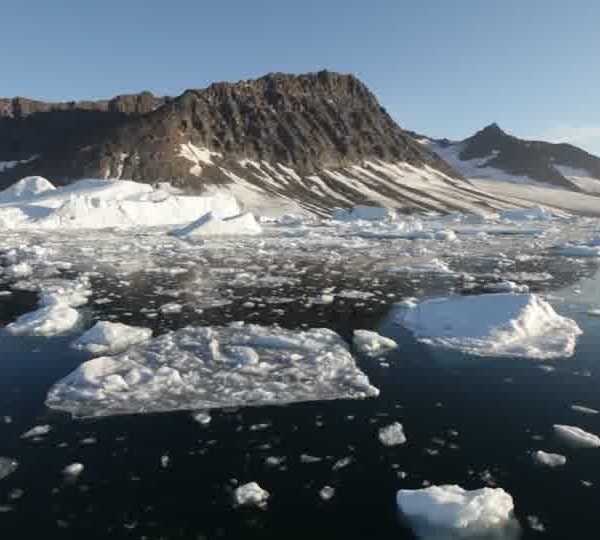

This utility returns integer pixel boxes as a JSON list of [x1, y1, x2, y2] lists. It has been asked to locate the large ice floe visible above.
[[0, 177, 240, 230], [396, 293, 582, 359], [397, 485, 519, 540], [46, 324, 379, 418]]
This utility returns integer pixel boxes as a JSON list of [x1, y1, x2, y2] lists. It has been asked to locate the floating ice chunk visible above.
[[554, 244, 600, 258], [319, 486, 336, 501], [526, 515, 546, 532], [570, 404, 599, 415], [159, 302, 183, 314], [71, 321, 152, 355], [533, 450, 566, 467], [233, 482, 269, 508], [20, 424, 52, 439], [0, 458, 18, 481], [62, 463, 84, 477], [397, 485, 516, 537], [396, 293, 582, 359], [171, 211, 261, 237], [192, 411, 212, 425], [378, 422, 407, 446], [5, 262, 32, 279], [353, 330, 398, 356], [553, 425, 600, 448], [314, 293, 335, 305], [434, 229, 457, 241], [5, 303, 80, 336], [587, 309, 600, 317], [483, 281, 529, 294], [46, 325, 379, 418]]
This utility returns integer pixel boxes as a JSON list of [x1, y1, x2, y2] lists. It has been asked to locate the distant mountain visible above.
[[0, 71, 530, 215], [424, 123, 600, 195]]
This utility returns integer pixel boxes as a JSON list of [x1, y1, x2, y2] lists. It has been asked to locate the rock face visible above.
[[0, 71, 466, 213], [428, 123, 600, 192]]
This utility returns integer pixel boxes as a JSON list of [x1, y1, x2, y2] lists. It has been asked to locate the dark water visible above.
[[0, 265, 599, 540]]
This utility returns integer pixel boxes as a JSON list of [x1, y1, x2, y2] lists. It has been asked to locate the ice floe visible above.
[[6, 302, 81, 336], [378, 422, 407, 446], [553, 425, 600, 448], [62, 463, 84, 477], [353, 330, 398, 356], [396, 293, 582, 359], [532, 450, 567, 467], [397, 485, 517, 538], [20, 425, 52, 439], [233, 482, 269, 508], [46, 324, 379, 417], [71, 321, 152, 355]]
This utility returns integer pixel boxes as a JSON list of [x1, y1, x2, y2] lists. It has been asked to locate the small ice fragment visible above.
[[0, 458, 18, 480], [553, 425, 600, 448], [192, 411, 212, 425], [314, 294, 335, 305], [526, 515, 546, 532], [63, 463, 84, 477], [332, 457, 353, 471], [378, 422, 407, 447], [300, 454, 322, 464], [319, 485, 335, 501], [570, 404, 599, 415], [233, 482, 269, 508], [160, 454, 170, 468], [265, 456, 286, 467], [20, 424, 51, 439], [532, 450, 566, 468], [159, 302, 183, 314], [353, 330, 398, 356]]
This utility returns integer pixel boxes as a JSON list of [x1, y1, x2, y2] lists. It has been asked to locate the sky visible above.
[[2, 0, 599, 155]]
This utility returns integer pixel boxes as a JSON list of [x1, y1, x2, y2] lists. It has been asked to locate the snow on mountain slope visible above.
[[424, 124, 600, 197]]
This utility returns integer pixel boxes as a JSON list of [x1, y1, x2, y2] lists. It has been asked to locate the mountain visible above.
[[0, 71, 535, 216], [425, 123, 600, 195]]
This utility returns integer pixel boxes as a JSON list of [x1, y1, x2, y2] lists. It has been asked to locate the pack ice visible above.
[[397, 485, 518, 539], [396, 293, 582, 359], [46, 324, 379, 418]]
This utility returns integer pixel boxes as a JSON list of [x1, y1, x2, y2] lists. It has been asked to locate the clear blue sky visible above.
[[2, 0, 599, 155]]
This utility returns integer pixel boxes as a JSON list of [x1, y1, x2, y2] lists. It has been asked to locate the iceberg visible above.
[[46, 324, 379, 418], [397, 485, 518, 539], [71, 321, 152, 355], [396, 293, 582, 359]]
